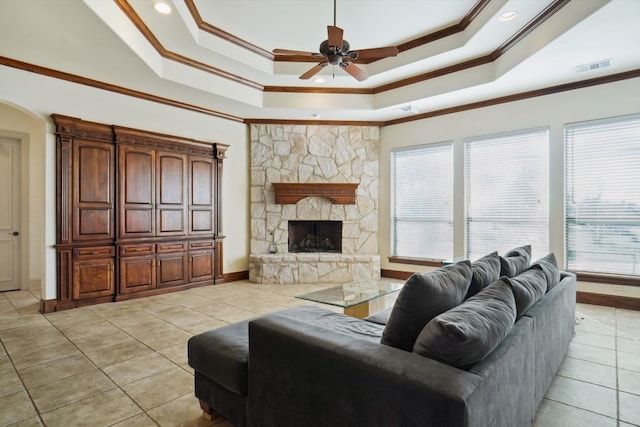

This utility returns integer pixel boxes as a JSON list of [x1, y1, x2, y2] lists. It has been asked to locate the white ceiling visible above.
[[1, 0, 639, 123]]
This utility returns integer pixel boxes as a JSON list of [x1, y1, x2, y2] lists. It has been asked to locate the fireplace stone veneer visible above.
[[249, 124, 381, 284], [249, 254, 380, 284]]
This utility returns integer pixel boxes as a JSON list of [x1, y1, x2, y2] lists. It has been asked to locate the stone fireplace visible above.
[[249, 124, 381, 284]]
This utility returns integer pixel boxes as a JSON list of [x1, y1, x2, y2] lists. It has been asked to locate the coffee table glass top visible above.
[[296, 280, 403, 309]]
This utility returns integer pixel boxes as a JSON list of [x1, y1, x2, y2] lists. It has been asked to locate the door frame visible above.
[[0, 130, 30, 291]]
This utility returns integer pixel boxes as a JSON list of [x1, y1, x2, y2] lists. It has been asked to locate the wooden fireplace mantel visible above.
[[272, 183, 359, 204]]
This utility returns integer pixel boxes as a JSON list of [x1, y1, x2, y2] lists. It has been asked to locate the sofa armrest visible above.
[[246, 312, 483, 427]]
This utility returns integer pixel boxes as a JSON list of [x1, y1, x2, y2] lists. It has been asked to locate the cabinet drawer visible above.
[[119, 243, 155, 256], [157, 242, 187, 253], [73, 246, 115, 259], [189, 240, 214, 250]]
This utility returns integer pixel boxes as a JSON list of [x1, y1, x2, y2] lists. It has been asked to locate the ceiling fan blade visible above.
[[299, 62, 328, 80], [351, 46, 399, 61], [273, 49, 319, 57], [340, 60, 368, 81], [327, 25, 344, 49]]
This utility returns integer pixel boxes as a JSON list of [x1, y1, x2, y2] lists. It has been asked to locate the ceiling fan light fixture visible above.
[[314, 78, 325, 84], [499, 11, 518, 21], [272, 0, 398, 82], [153, 1, 172, 14]]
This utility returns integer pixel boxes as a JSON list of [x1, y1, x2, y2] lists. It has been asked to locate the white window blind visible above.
[[465, 128, 549, 260], [565, 114, 640, 276], [391, 143, 453, 259]]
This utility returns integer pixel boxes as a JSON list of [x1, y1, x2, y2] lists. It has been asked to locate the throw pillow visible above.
[[380, 261, 472, 352], [413, 279, 517, 370], [466, 251, 500, 299], [528, 253, 561, 291], [502, 266, 547, 318], [499, 245, 532, 277]]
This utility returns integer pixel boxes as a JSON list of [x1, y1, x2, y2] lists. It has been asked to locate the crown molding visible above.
[[3, 55, 638, 127]]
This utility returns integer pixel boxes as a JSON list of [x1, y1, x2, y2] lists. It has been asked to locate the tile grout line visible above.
[[39, 311, 156, 424], [1, 317, 54, 426]]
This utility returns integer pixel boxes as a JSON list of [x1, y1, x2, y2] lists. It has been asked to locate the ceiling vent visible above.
[[397, 105, 420, 114], [575, 59, 612, 74]]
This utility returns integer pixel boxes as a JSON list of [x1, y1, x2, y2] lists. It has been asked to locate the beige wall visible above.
[[2, 63, 639, 301], [0, 103, 46, 290], [0, 66, 250, 299], [380, 77, 640, 297]]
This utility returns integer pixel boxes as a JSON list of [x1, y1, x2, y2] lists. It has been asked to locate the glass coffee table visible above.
[[296, 280, 403, 319]]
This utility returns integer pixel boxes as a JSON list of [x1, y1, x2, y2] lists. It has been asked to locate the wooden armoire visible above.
[[52, 114, 228, 311]]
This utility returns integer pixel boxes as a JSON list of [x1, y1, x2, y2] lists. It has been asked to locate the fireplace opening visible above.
[[288, 220, 342, 253]]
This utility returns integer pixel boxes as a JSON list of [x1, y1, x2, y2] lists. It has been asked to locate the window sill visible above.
[[573, 271, 640, 287], [387, 256, 444, 267]]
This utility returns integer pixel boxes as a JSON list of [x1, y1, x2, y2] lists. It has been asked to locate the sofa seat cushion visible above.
[[466, 251, 500, 298], [413, 279, 517, 370], [283, 305, 385, 342], [499, 245, 532, 277], [188, 320, 251, 396], [502, 266, 547, 318], [364, 307, 392, 325], [188, 306, 384, 397], [381, 260, 472, 351], [528, 253, 561, 291]]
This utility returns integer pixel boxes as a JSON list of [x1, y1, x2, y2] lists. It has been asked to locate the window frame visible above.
[[564, 113, 640, 282], [463, 127, 550, 261], [390, 141, 454, 262]]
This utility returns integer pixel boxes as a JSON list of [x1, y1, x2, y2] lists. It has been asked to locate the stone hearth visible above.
[[249, 124, 380, 284]]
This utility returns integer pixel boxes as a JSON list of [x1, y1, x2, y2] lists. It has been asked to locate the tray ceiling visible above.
[[1, 0, 639, 123]]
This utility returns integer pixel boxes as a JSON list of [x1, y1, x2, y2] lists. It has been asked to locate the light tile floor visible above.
[[0, 281, 639, 426]]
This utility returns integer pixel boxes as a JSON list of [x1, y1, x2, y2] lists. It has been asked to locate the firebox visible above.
[[288, 220, 342, 253]]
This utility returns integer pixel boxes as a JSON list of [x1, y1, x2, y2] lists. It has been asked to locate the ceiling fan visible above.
[[272, 0, 399, 81]]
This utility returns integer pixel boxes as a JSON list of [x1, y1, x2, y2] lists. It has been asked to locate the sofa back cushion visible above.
[[528, 253, 561, 291], [502, 266, 547, 318], [381, 261, 472, 351], [499, 245, 532, 277], [413, 279, 517, 370], [466, 251, 500, 299]]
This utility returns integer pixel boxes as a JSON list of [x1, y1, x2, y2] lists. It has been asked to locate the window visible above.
[[391, 143, 453, 259], [565, 114, 640, 276], [465, 128, 549, 260]]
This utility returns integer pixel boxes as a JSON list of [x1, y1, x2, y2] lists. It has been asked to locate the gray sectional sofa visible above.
[[188, 247, 577, 427]]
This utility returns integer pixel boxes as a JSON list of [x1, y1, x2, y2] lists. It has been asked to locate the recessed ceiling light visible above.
[[499, 11, 518, 21], [314, 78, 325, 84], [154, 2, 172, 14], [311, 114, 320, 118]]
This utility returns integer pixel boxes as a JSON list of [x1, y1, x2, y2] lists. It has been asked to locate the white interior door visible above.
[[0, 137, 21, 291]]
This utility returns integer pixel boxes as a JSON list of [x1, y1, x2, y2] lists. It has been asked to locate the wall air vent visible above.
[[575, 58, 612, 74]]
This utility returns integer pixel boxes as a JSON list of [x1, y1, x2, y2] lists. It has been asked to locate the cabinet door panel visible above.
[[157, 152, 187, 236], [124, 151, 153, 204], [123, 210, 154, 234], [78, 208, 112, 236], [119, 146, 155, 238], [189, 156, 214, 235], [191, 211, 212, 232], [158, 154, 185, 204], [73, 258, 114, 299], [119, 256, 155, 293], [157, 254, 187, 287], [189, 250, 214, 283], [159, 209, 185, 233], [73, 141, 114, 241]]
